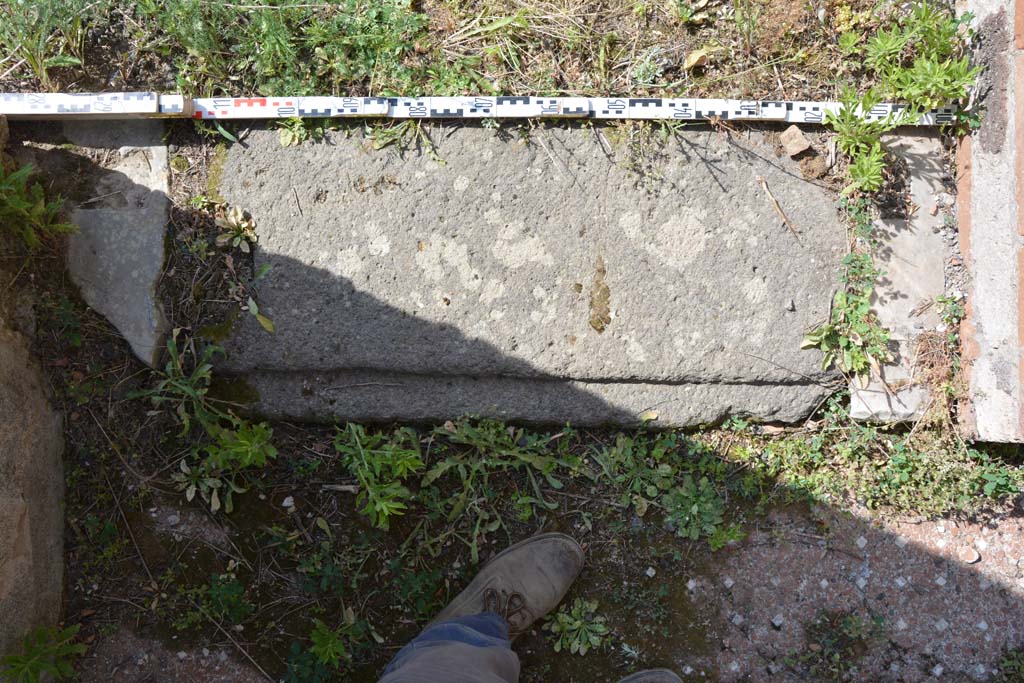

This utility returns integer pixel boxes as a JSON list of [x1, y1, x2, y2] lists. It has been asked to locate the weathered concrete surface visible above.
[[850, 132, 946, 421], [0, 324, 64, 656], [64, 121, 169, 367], [219, 125, 845, 425], [956, 0, 1024, 441]]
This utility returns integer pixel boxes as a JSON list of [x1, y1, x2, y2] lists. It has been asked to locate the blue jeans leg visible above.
[[379, 612, 520, 683]]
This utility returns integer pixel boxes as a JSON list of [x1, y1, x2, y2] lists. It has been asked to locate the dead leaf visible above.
[[683, 49, 708, 70], [255, 313, 275, 333], [639, 409, 659, 422]]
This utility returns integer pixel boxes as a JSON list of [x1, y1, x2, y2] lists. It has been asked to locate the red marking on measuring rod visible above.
[[0, 92, 957, 125]]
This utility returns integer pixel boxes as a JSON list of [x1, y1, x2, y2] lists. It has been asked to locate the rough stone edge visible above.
[[230, 369, 834, 428], [956, 0, 1024, 442], [0, 326, 64, 657]]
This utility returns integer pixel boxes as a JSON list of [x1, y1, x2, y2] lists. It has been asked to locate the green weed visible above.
[[995, 647, 1024, 682], [830, 2, 979, 196], [135, 0, 464, 97], [544, 599, 609, 656], [0, 0, 94, 89], [277, 118, 336, 147], [309, 618, 355, 669], [731, 0, 761, 54], [0, 624, 86, 683], [284, 642, 331, 683], [802, 253, 892, 378], [0, 163, 74, 250], [592, 432, 731, 545], [138, 333, 278, 512], [787, 609, 885, 681], [737, 397, 1024, 516], [214, 204, 257, 253], [333, 424, 424, 530], [366, 120, 445, 165], [173, 570, 253, 630], [134, 331, 221, 434], [388, 562, 445, 620]]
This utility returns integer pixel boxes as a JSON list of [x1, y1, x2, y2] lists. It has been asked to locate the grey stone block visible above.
[[0, 325, 64, 656], [957, 1, 1024, 441], [849, 132, 947, 423], [218, 125, 845, 425], [64, 121, 169, 366]]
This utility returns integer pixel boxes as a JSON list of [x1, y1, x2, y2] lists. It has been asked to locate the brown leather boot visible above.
[[428, 532, 584, 638], [618, 670, 683, 683]]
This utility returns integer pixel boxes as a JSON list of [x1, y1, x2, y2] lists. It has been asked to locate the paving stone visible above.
[[957, 0, 1024, 441], [0, 325, 64, 656], [63, 121, 169, 366], [218, 125, 844, 425], [849, 132, 946, 422]]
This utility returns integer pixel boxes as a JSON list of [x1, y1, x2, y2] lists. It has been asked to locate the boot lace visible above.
[[483, 587, 529, 629]]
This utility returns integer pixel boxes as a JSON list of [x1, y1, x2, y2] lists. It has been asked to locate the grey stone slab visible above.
[[238, 369, 831, 426], [219, 125, 845, 425], [63, 121, 169, 366], [0, 325, 64, 656], [850, 132, 948, 422], [957, 0, 1023, 441]]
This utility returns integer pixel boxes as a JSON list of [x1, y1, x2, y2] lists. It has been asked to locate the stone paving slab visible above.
[[219, 125, 845, 425], [850, 132, 947, 421], [958, 0, 1024, 441], [63, 121, 169, 367], [6, 121, 170, 367]]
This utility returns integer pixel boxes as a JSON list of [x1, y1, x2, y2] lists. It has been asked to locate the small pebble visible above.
[[731, 613, 744, 626], [771, 613, 784, 629], [723, 577, 735, 589], [166, 514, 181, 527], [856, 536, 868, 549], [819, 579, 829, 589], [895, 577, 907, 588], [959, 546, 981, 564], [856, 577, 867, 589], [645, 566, 657, 578], [932, 664, 944, 677], [934, 618, 949, 632], [935, 576, 947, 586], [895, 536, 908, 548], [682, 666, 694, 675], [896, 618, 908, 631], [176, 651, 187, 661], [977, 621, 988, 631], [729, 661, 740, 672], [686, 578, 698, 591], [282, 496, 295, 508]]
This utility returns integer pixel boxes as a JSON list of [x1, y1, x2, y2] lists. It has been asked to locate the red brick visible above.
[[1017, 0, 1024, 49], [1017, 53, 1024, 235], [1019, 248, 1024, 438]]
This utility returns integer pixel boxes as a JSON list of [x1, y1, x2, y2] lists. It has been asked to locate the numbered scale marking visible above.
[[0, 92, 957, 125]]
